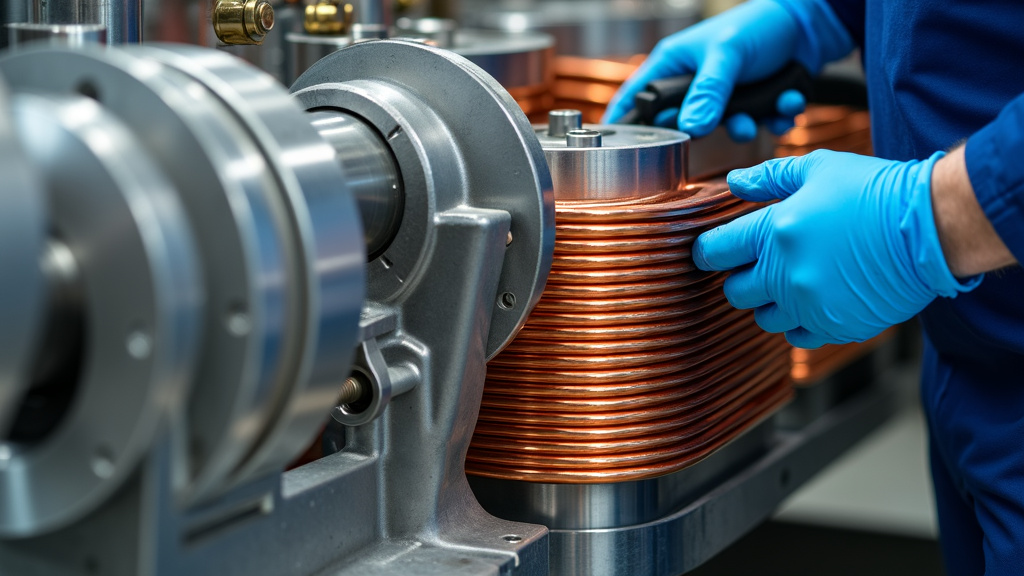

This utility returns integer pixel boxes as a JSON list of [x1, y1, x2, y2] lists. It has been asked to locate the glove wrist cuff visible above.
[[902, 152, 983, 298]]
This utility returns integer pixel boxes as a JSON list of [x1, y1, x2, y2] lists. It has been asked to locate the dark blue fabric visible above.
[[823, 1, 1024, 573]]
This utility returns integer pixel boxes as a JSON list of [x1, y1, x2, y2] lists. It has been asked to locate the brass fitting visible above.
[[214, 0, 275, 45], [304, 0, 354, 35]]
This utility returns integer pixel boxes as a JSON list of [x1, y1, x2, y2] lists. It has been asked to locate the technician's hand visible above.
[[692, 150, 981, 348], [602, 0, 808, 140]]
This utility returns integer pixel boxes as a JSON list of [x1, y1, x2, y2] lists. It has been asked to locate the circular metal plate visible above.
[[0, 45, 344, 502], [536, 123, 688, 201], [292, 40, 555, 360], [0, 92, 200, 537], [0, 78, 46, 437], [134, 44, 365, 498]]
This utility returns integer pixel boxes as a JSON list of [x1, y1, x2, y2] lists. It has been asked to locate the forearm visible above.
[[931, 146, 1017, 277]]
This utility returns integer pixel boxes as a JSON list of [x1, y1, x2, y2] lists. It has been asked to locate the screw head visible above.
[[256, 1, 275, 33]]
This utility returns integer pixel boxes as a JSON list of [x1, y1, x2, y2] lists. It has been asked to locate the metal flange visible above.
[[0, 44, 365, 506], [292, 39, 555, 360], [0, 90, 202, 538], [133, 44, 366, 494], [0, 77, 45, 439]]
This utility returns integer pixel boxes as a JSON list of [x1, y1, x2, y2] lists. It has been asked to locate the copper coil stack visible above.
[[550, 55, 643, 122], [776, 104, 873, 157], [467, 119, 792, 484]]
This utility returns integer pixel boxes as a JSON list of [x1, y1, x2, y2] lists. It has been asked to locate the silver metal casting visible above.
[[535, 120, 689, 200], [0, 90, 202, 537]]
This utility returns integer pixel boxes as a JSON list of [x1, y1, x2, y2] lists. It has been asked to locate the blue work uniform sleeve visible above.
[[965, 91, 1024, 264], [822, 0, 865, 49]]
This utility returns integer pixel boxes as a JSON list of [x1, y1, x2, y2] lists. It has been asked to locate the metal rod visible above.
[[308, 109, 404, 260], [27, 0, 140, 43]]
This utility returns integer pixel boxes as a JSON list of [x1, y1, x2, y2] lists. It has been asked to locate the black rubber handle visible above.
[[619, 62, 813, 126]]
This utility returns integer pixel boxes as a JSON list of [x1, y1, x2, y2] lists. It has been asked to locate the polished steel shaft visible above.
[[27, 0, 140, 42], [309, 109, 403, 260]]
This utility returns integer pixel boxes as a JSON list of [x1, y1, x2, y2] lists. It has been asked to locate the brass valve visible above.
[[304, 0, 354, 35], [214, 0, 275, 45]]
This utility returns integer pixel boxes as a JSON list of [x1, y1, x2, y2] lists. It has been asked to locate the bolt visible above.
[[566, 129, 603, 148], [213, 0, 275, 45], [338, 376, 364, 406], [548, 109, 583, 137], [256, 1, 275, 33], [305, 0, 354, 35]]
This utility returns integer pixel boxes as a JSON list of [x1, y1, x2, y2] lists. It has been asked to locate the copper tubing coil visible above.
[[512, 299, 736, 343], [555, 232, 697, 254], [470, 163, 791, 483], [495, 309, 761, 366], [487, 336, 788, 409], [490, 329, 780, 392], [466, 386, 792, 483], [530, 278, 723, 314], [487, 323, 770, 381], [550, 55, 643, 123], [490, 315, 762, 371], [479, 353, 789, 433], [791, 327, 895, 386], [471, 374, 789, 467], [539, 271, 713, 299]]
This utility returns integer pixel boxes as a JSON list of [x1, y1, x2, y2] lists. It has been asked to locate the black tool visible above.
[[619, 61, 813, 126]]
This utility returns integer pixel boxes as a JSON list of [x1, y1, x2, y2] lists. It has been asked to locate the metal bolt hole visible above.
[[499, 292, 516, 310]]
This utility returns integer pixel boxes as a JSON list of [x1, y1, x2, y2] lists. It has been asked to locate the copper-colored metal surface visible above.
[[550, 55, 643, 122], [469, 175, 793, 484], [791, 328, 895, 385]]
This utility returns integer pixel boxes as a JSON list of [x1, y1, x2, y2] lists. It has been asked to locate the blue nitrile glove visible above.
[[692, 150, 982, 349], [602, 0, 853, 141]]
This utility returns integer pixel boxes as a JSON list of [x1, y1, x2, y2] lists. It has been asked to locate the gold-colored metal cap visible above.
[[304, 0, 354, 35], [214, 0, 275, 45]]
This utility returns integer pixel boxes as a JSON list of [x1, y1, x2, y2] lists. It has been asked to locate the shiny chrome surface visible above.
[[535, 121, 688, 200], [28, 0, 140, 42], [309, 109, 403, 260], [7, 22, 106, 46]]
